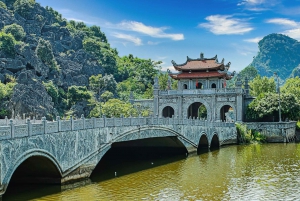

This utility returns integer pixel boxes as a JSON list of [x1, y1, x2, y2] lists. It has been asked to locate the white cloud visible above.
[[237, 0, 279, 11], [238, 0, 266, 6], [244, 37, 263, 43], [282, 29, 300, 40], [112, 33, 142, 46], [266, 18, 298, 27], [116, 21, 184, 41], [199, 15, 253, 35], [148, 41, 160, 45]]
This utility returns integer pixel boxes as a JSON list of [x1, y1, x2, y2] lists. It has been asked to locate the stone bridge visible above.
[[0, 116, 237, 196]]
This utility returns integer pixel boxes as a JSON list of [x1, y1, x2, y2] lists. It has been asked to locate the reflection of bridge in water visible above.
[[0, 115, 237, 197]]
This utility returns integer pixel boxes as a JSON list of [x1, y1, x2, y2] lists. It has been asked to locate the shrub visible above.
[[3, 23, 26, 41], [43, 81, 59, 104], [36, 38, 59, 71], [0, 32, 16, 57], [0, 1, 7, 9], [14, 0, 36, 19]]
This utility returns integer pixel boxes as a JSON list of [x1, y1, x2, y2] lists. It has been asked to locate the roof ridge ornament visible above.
[[187, 56, 191, 61], [171, 60, 177, 66], [221, 58, 224, 64]]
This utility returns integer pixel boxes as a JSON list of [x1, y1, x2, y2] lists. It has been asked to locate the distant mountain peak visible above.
[[250, 33, 300, 80]]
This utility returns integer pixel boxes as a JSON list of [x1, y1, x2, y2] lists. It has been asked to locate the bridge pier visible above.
[[61, 165, 96, 184]]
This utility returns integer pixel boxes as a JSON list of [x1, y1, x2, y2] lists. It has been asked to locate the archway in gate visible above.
[[187, 102, 207, 119], [162, 106, 175, 118], [220, 105, 235, 122]]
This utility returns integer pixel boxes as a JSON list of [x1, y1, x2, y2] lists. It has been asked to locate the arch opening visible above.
[[210, 134, 220, 150], [211, 83, 216, 88], [4, 156, 62, 200], [183, 84, 188, 89], [196, 82, 203, 89], [91, 137, 187, 182], [197, 134, 209, 154], [220, 105, 235, 122], [162, 106, 174, 118], [187, 102, 207, 119]]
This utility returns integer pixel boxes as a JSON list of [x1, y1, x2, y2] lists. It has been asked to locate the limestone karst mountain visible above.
[[249, 33, 300, 80]]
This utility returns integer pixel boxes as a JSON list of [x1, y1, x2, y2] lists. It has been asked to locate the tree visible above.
[[101, 99, 137, 118], [83, 38, 118, 75], [249, 75, 276, 97], [281, 76, 300, 100], [0, 1, 7, 9], [100, 91, 113, 102], [36, 38, 58, 71], [67, 86, 92, 106], [14, 0, 36, 19], [238, 66, 258, 81], [3, 23, 26, 41], [0, 32, 16, 57], [247, 92, 300, 121], [43, 81, 59, 104]]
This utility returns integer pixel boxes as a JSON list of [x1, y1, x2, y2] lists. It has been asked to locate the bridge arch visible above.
[[197, 133, 209, 152], [3, 150, 62, 192], [210, 133, 220, 149]]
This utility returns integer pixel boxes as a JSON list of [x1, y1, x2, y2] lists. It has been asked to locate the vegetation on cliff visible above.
[[0, 0, 171, 119], [250, 33, 300, 80]]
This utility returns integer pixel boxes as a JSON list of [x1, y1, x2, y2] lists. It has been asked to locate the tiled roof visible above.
[[170, 71, 228, 80], [173, 59, 224, 71]]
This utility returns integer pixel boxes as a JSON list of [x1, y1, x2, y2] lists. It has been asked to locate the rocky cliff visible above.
[[0, 0, 107, 119]]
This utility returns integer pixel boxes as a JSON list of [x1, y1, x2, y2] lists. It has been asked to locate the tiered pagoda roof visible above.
[[169, 53, 234, 80]]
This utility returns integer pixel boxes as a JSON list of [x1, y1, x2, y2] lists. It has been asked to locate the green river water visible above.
[[4, 143, 300, 201]]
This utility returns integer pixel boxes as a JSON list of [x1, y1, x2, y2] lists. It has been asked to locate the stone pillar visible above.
[[10, 119, 14, 138], [42, 117, 47, 134], [57, 116, 61, 131], [178, 96, 183, 119], [129, 91, 134, 105], [70, 115, 74, 130], [81, 114, 85, 129], [27, 118, 32, 136], [153, 77, 159, 117]]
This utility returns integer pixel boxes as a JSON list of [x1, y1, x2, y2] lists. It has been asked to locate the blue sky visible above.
[[38, 0, 300, 72]]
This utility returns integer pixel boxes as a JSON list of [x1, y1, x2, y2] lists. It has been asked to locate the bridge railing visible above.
[[0, 115, 236, 140], [159, 88, 243, 96]]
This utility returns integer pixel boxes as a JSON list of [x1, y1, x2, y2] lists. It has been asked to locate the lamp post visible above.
[[274, 72, 282, 122]]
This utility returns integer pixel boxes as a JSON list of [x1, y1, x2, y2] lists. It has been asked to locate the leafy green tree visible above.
[[0, 32, 16, 57], [0, 1, 7, 9], [43, 81, 59, 104], [247, 92, 300, 121], [14, 0, 35, 19], [3, 23, 26, 41], [281, 76, 300, 100], [238, 66, 258, 81], [100, 91, 113, 102], [89, 25, 107, 42], [83, 38, 117, 75], [99, 74, 117, 95], [100, 99, 137, 118], [249, 75, 276, 97], [36, 38, 58, 71], [67, 86, 92, 105]]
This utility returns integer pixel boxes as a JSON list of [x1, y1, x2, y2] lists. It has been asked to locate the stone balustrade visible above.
[[0, 115, 235, 141], [159, 88, 242, 96]]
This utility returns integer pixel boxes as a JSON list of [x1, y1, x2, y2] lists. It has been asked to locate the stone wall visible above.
[[244, 122, 296, 142]]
